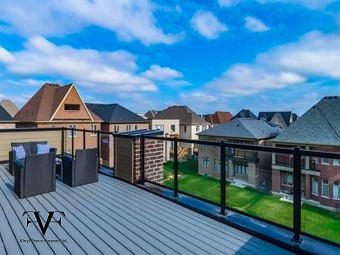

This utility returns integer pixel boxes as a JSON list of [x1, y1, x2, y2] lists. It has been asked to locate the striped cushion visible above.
[[12, 145, 26, 160], [37, 144, 51, 155]]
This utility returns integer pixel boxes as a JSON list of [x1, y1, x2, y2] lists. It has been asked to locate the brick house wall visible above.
[[0, 123, 16, 129]]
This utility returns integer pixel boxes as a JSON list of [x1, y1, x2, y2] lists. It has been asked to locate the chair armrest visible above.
[[13, 160, 25, 198]]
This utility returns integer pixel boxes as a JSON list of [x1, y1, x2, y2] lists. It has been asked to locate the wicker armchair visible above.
[[9, 141, 48, 175], [61, 148, 98, 187], [14, 152, 56, 199]]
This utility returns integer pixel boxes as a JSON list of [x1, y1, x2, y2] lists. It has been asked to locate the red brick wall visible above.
[[272, 169, 281, 192], [133, 137, 164, 184]]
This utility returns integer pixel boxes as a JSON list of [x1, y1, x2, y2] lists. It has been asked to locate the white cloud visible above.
[[0, 0, 179, 45], [245, 16, 270, 32], [0, 36, 157, 92], [141, 65, 183, 80], [180, 92, 217, 103], [190, 11, 227, 39], [207, 64, 305, 96], [218, 0, 241, 7], [206, 30, 340, 96], [0, 47, 14, 63], [256, 0, 336, 9]]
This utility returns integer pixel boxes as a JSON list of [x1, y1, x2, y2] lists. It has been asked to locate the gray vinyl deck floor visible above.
[[0, 164, 295, 255]]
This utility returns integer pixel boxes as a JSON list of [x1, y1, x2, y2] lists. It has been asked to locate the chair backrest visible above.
[[24, 152, 55, 197], [74, 148, 98, 185], [11, 141, 47, 155]]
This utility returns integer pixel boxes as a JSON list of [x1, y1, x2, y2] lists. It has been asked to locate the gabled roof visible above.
[[145, 110, 158, 119], [0, 105, 15, 121], [155, 105, 208, 125], [198, 118, 281, 140], [271, 96, 340, 146], [258, 111, 298, 127], [231, 109, 257, 120], [205, 111, 233, 125], [86, 103, 150, 124], [15, 83, 98, 122], [0, 100, 19, 117]]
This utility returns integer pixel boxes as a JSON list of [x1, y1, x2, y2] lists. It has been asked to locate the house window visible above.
[[282, 171, 293, 186], [171, 125, 176, 132], [184, 126, 187, 133], [114, 125, 119, 133], [135, 125, 138, 130], [126, 125, 131, 131], [196, 126, 200, 132], [333, 181, 339, 199], [68, 125, 77, 137], [234, 162, 248, 175], [90, 124, 97, 136], [321, 158, 330, 164], [203, 156, 210, 166], [155, 125, 164, 131], [333, 159, 340, 166], [214, 160, 221, 172], [322, 180, 329, 197], [312, 177, 319, 195], [64, 104, 80, 110]]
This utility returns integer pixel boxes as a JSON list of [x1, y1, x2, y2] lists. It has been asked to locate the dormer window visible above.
[[64, 104, 80, 110]]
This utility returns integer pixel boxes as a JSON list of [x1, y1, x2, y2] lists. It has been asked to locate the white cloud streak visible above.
[[141, 65, 183, 81], [0, 0, 180, 45], [245, 16, 270, 32], [190, 11, 227, 39]]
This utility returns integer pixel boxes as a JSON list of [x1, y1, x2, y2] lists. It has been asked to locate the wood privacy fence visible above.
[[0, 128, 62, 162]]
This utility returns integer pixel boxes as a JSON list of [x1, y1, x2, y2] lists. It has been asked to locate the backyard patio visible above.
[[0, 163, 294, 255]]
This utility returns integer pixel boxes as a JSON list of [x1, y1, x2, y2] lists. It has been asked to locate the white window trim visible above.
[[90, 124, 97, 136], [68, 125, 77, 137]]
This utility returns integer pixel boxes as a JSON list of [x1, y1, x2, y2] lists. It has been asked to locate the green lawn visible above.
[[163, 159, 340, 244]]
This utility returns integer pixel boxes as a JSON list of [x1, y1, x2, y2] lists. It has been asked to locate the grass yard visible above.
[[163, 159, 340, 244]]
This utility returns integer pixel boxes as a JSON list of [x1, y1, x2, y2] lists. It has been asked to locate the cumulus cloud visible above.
[[245, 16, 270, 32], [256, 0, 336, 9], [0, 36, 157, 92], [206, 31, 340, 96], [218, 0, 241, 7], [141, 65, 183, 80], [190, 11, 227, 39], [180, 92, 217, 103], [0, 0, 179, 45], [0, 47, 14, 63]]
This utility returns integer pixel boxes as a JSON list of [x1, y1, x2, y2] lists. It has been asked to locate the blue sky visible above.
[[0, 0, 340, 115]]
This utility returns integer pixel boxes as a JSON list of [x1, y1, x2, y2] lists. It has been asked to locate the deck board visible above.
[[0, 164, 295, 255]]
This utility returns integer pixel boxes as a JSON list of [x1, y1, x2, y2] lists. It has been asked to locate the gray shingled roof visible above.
[[86, 103, 150, 124], [258, 111, 298, 127], [155, 105, 208, 125], [0, 105, 14, 121], [198, 118, 281, 140], [231, 109, 257, 120], [271, 96, 340, 146]]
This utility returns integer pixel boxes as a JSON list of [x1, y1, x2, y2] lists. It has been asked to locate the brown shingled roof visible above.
[[15, 83, 101, 122], [205, 111, 233, 125]]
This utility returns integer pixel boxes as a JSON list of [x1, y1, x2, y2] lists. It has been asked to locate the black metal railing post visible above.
[[141, 135, 145, 184], [71, 128, 74, 158], [292, 147, 302, 243], [83, 129, 86, 149], [174, 138, 178, 197], [97, 130, 100, 160], [61, 127, 65, 155], [220, 141, 226, 215]]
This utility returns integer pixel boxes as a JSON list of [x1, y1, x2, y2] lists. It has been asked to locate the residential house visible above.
[[14, 83, 102, 152], [145, 110, 158, 119], [86, 103, 150, 167], [0, 99, 19, 117], [258, 111, 298, 129], [204, 111, 233, 127], [198, 118, 281, 189], [151, 119, 180, 161], [231, 109, 257, 119], [271, 96, 340, 209], [0, 104, 16, 128], [154, 105, 210, 156]]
